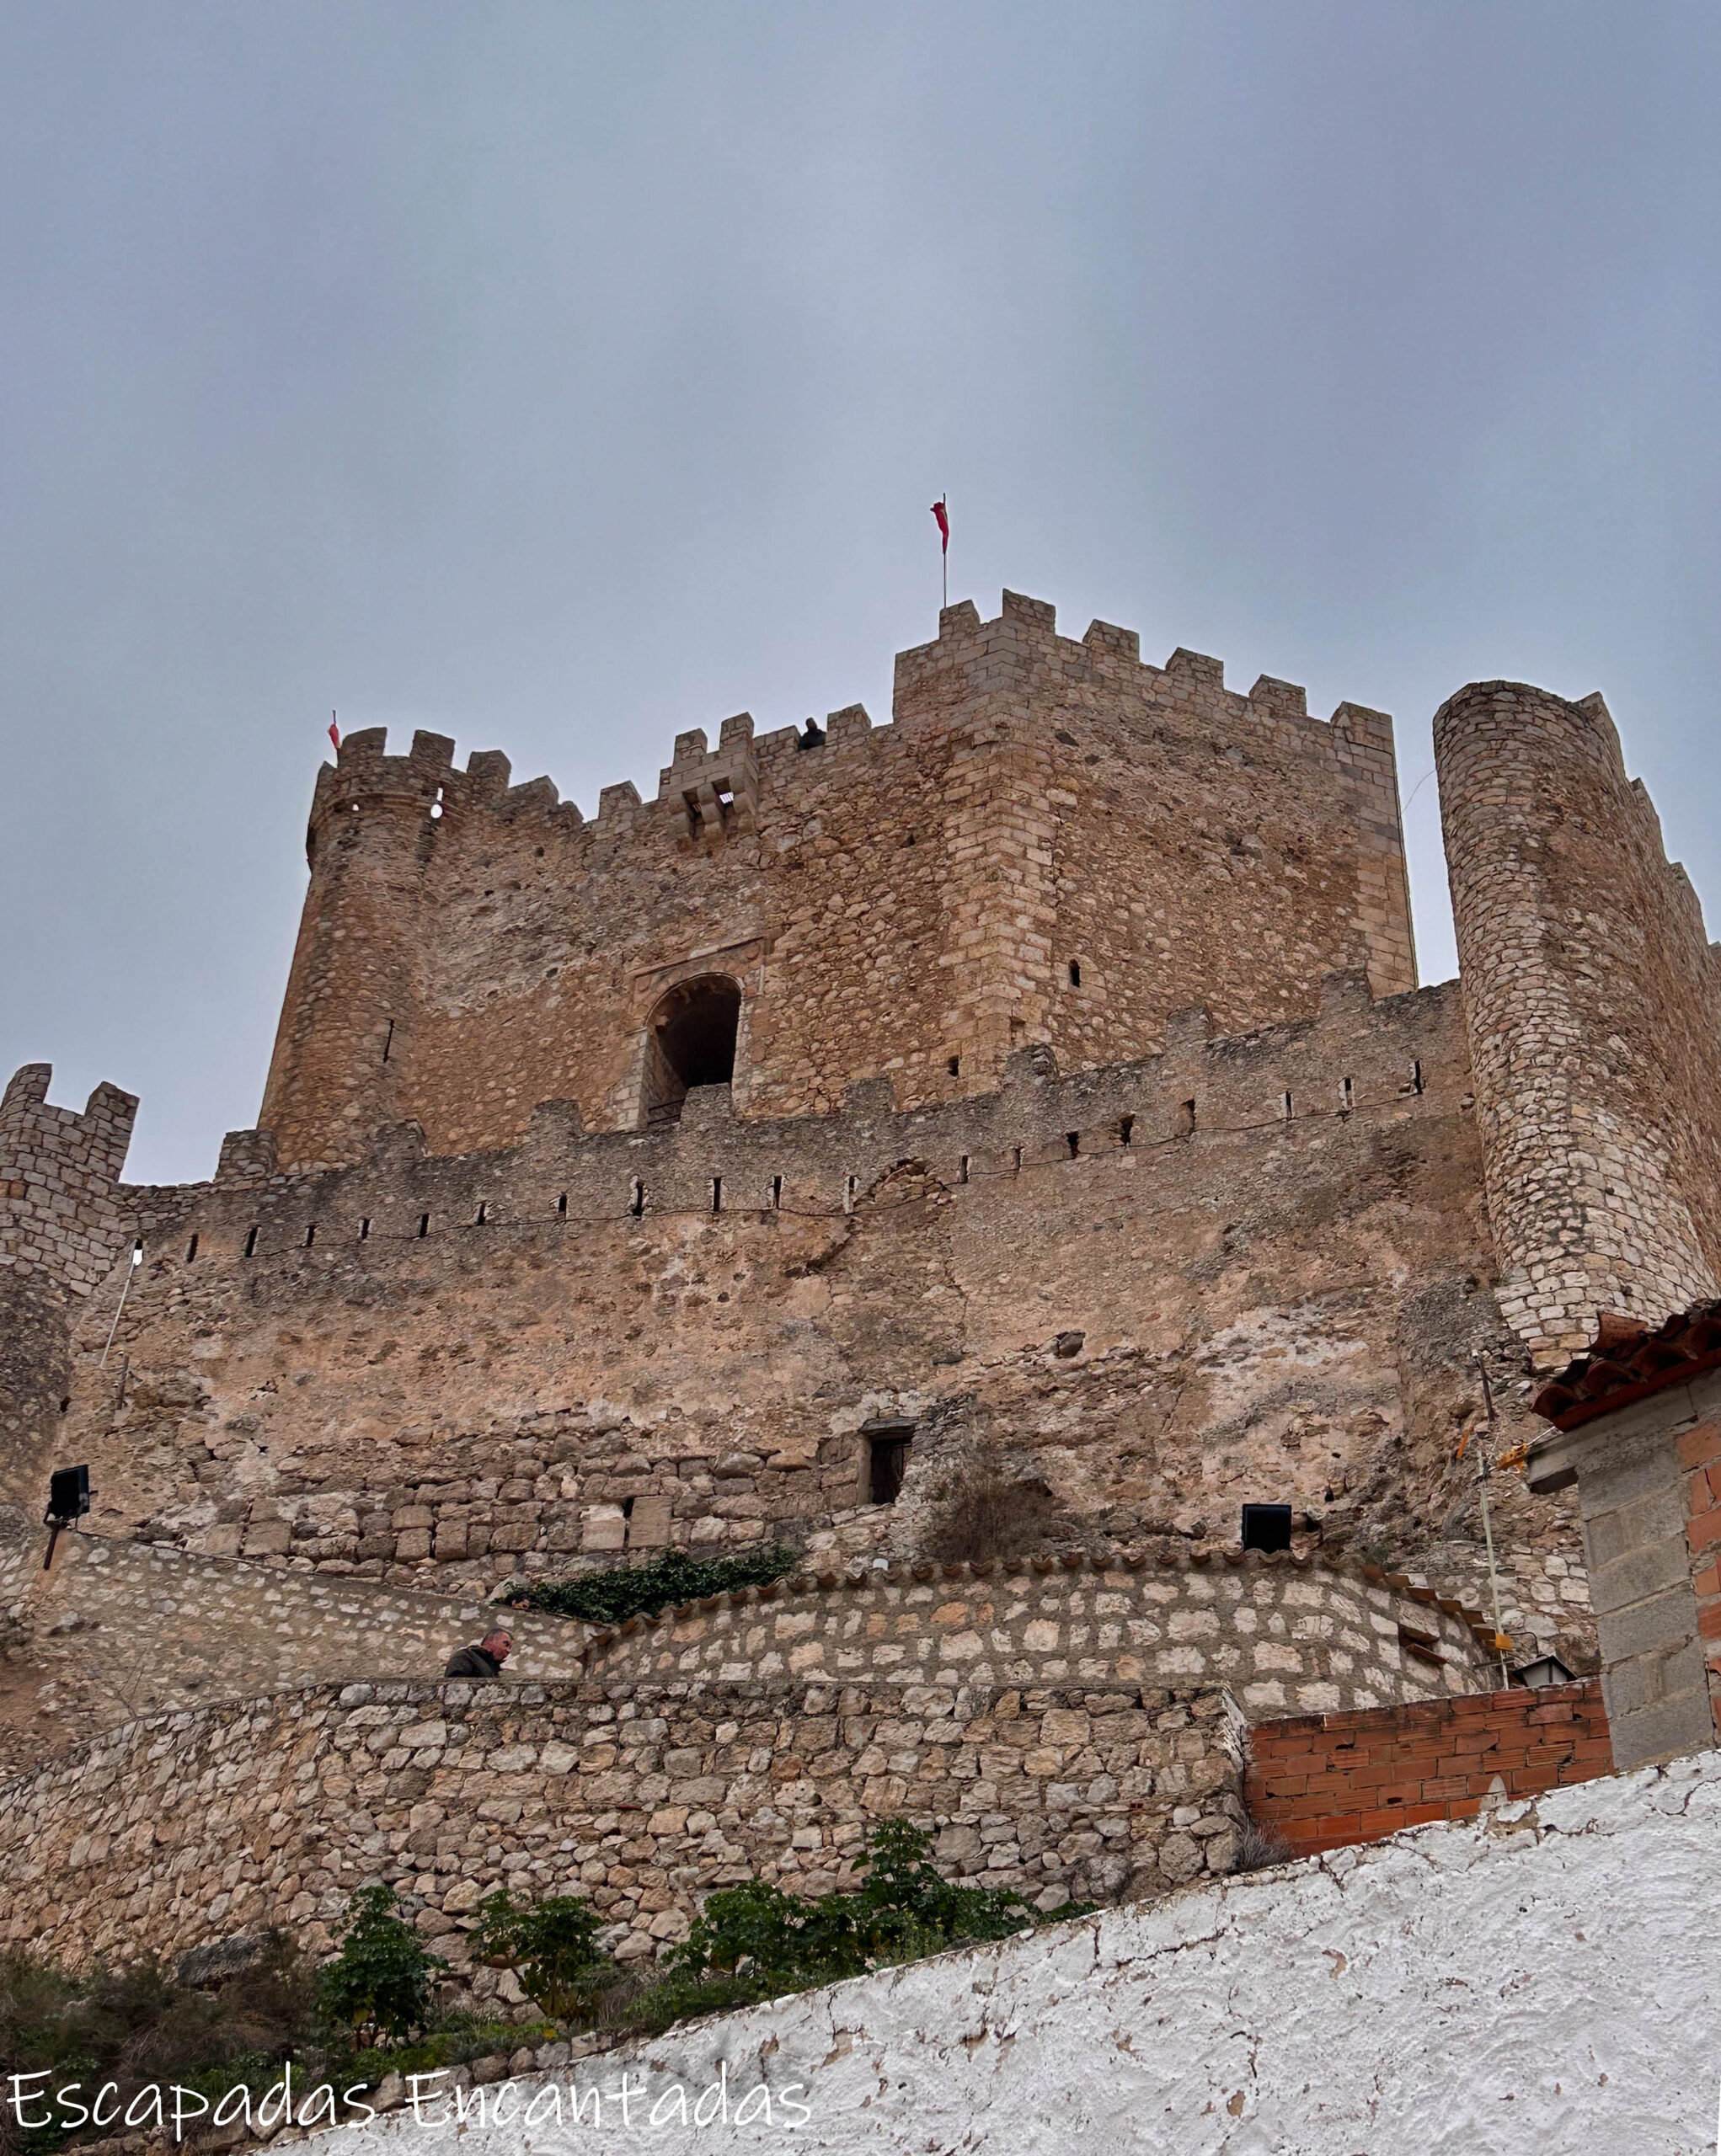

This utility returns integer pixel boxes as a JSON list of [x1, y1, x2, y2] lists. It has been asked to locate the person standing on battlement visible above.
[[443, 1626, 512, 1678]]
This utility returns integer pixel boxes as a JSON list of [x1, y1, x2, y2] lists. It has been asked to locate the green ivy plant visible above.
[[510, 1543, 800, 1628]]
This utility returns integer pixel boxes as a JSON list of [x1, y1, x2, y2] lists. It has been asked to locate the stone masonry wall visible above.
[[0, 1507, 586, 1774], [582, 1550, 1493, 1719], [54, 975, 1590, 1676], [259, 595, 1414, 1171], [0, 1677, 1247, 1983], [1435, 680, 1721, 1362], [1246, 1678, 1612, 1856]]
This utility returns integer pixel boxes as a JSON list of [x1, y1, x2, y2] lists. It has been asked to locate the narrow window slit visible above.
[[1411, 1060, 1424, 1096], [382, 1018, 394, 1064], [771, 1175, 783, 1210], [304, 1223, 317, 1247], [1180, 1099, 1196, 1135], [417, 1213, 430, 1238], [243, 1226, 259, 1258], [959, 1155, 970, 1184], [1118, 1117, 1134, 1148], [475, 1202, 489, 1225], [844, 1174, 858, 1212], [711, 1177, 723, 1214], [1013, 1146, 1024, 1175], [1068, 960, 1082, 988], [1339, 1076, 1355, 1113], [948, 1055, 960, 1076], [629, 1177, 644, 1219], [1280, 1091, 1293, 1119], [359, 1218, 371, 1241], [184, 1234, 199, 1262], [557, 1193, 568, 1216], [1066, 1132, 1081, 1159]]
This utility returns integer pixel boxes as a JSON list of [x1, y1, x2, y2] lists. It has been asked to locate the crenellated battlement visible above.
[[260, 592, 1418, 1172]]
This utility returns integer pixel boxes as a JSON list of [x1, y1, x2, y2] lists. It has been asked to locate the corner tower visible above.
[[1435, 680, 1721, 1362]]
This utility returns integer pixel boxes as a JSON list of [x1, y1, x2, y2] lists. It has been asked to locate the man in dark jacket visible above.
[[443, 1627, 512, 1678]]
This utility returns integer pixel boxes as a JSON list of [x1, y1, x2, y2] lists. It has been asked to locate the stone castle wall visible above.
[[40, 975, 1592, 1682], [582, 1551, 1492, 1719], [1435, 680, 1721, 1362], [259, 594, 1414, 1171], [0, 1676, 1247, 1982]]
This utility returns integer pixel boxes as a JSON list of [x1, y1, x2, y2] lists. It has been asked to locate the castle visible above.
[[5, 589, 1720, 1997]]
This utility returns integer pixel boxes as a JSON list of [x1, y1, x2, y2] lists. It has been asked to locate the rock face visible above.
[[9, 594, 1718, 1815]]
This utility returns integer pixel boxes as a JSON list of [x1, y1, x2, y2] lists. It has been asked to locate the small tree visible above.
[[469, 1891, 612, 2023], [316, 1884, 443, 2048]]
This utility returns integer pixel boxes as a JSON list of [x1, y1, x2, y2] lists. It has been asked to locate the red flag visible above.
[[931, 497, 949, 552], [328, 712, 341, 752]]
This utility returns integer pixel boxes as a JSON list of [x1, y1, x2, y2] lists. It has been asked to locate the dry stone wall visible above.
[[0, 1676, 1247, 1983], [584, 1551, 1492, 1719], [0, 1507, 586, 1774]]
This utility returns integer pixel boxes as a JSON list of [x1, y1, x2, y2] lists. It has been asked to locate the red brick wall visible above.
[[1680, 1417, 1721, 1736], [1246, 1683, 1612, 1858]]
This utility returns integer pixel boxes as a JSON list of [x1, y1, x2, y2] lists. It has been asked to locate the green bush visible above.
[[510, 1543, 800, 1627], [624, 1819, 1076, 2031], [314, 1886, 443, 2050], [469, 1891, 613, 2022]]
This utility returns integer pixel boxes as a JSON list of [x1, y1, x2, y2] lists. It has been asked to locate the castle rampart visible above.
[[1435, 681, 1721, 1362]]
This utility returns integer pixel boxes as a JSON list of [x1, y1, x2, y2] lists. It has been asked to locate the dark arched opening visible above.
[[643, 974, 741, 1128]]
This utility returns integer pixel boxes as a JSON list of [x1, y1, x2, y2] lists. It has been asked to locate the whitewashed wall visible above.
[[340, 1752, 1721, 2156]]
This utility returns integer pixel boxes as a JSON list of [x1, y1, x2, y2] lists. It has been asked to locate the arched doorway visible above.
[[642, 974, 742, 1127]]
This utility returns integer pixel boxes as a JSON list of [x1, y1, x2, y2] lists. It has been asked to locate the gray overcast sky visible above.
[[5, 3, 1719, 1186]]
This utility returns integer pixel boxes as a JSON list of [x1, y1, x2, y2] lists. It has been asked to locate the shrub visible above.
[[314, 1886, 443, 2049], [469, 1892, 613, 2022], [920, 1463, 1062, 1565], [510, 1544, 799, 1628], [627, 1819, 1075, 2031]]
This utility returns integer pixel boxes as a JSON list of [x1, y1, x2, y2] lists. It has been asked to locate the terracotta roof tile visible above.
[[1531, 1302, 1721, 1429]]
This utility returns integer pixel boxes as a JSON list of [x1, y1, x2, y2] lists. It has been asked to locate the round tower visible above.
[[1435, 680, 1721, 1364], [259, 727, 454, 1171]]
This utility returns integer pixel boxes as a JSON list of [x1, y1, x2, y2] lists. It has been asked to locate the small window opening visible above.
[[382, 1018, 394, 1064], [845, 1174, 858, 1212], [304, 1223, 317, 1247], [1066, 1132, 1081, 1158], [866, 1428, 913, 1505], [621, 1495, 636, 1521], [557, 1193, 568, 1217], [1068, 960, 1082, 988], [1339, 1076, 1355, 1114], [1180, 1099, 1196, 1135], [959, 1155, 970, 1185], [771, 1175, 783, 1209], [948, 1055, 960, 1076], [1280, 1091, 1293, 1119], [642, 974, 742, 1128], [359, 1217, 371, 1241], [475, 1202, 489, 1225], [59, 1396, 72, 1416], [1118, 1116, 1134, 1148], [1013, 1145, 1024, 1174], [711, 1176, 723, 1214], [1411, 1059, 1424, 1096], [629, 1177, 645, 1219], [243, 1225, 259, 1258], [417, 1213, 430, 1238], [184, 1234, 199, 1262]]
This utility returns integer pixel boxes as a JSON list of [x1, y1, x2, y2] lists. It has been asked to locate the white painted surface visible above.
[[340, 1753, 1721, 2155]]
